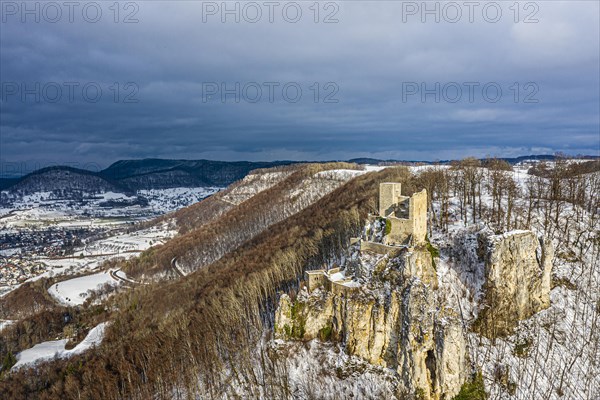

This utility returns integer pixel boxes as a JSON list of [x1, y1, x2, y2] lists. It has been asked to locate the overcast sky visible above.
[[1, 0, 599, 171]]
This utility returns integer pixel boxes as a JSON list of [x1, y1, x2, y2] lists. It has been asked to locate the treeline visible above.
[[0, 167, 413, 399], [529, 159, 600, 178]]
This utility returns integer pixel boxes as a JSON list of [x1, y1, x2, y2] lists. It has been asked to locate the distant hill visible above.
[[3, 155, 599, 197], [0, 160, 297, 196], [5, 166, 128, 196], [353, 154, 599, 166], [500, 154, 565, 164], [100, 159, 296, 189]]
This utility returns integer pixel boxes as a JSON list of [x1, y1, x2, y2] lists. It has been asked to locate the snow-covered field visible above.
[[48, 271, 120, 306], [11, 223, 176, 286], [78, 224, 176, 257], [0, 186, 189, 294], [138, 187, 221, 213], [13, 322, 109, 370]]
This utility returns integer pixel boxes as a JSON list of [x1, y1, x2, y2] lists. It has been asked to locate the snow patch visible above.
[[48, 271, 119, 306], [13, 322, 109, 370]]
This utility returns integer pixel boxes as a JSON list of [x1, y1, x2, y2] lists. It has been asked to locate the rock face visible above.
[[275, 248, 468, 400], [274, 229, 554, 398], [476, 230, 553, 337]]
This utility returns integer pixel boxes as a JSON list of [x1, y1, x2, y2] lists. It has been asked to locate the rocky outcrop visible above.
[[475, 230, 553, 337], [275, 249, 467, 400], [275, 229, 554, 398]]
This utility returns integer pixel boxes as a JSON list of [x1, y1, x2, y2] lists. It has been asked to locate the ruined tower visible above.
[[378, 183, 427, 246]]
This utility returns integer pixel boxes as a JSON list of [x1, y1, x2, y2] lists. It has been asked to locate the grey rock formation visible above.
[[475, 230, 553, 337]]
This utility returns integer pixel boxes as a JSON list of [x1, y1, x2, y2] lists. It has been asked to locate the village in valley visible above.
[[0, 187, 218, 293]]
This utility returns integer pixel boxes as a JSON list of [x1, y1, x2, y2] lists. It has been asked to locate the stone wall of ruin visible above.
[[379, 182, 403, 216]]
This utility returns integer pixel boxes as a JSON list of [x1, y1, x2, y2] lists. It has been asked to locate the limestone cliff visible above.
[[274, 229, 554, 398], [275, 248, 467, 400], [475, 230, 553, 337]]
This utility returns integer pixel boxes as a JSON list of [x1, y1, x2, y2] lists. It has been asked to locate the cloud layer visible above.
[[1, 1, 598, 167]]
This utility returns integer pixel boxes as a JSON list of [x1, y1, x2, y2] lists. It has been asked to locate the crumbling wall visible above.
[[360, 240, 398, 255], [409, 189, 428, 244], [306, 270, 326, 292], [378, 185, 428, 246], [385, 217, 413, 245], [379, 182, 403, 216]]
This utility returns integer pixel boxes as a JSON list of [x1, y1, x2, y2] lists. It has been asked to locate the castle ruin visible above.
[[305, 183, 428, 294], [306, 267, 361, 296], [378, 182, 427, 246]]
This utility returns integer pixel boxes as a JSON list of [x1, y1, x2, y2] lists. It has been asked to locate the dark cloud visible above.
[[1, 1, 598, 169]]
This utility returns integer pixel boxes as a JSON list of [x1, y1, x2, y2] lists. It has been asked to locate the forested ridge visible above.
[[124, 162, 362, 278], [0, 166, 413, 399]]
